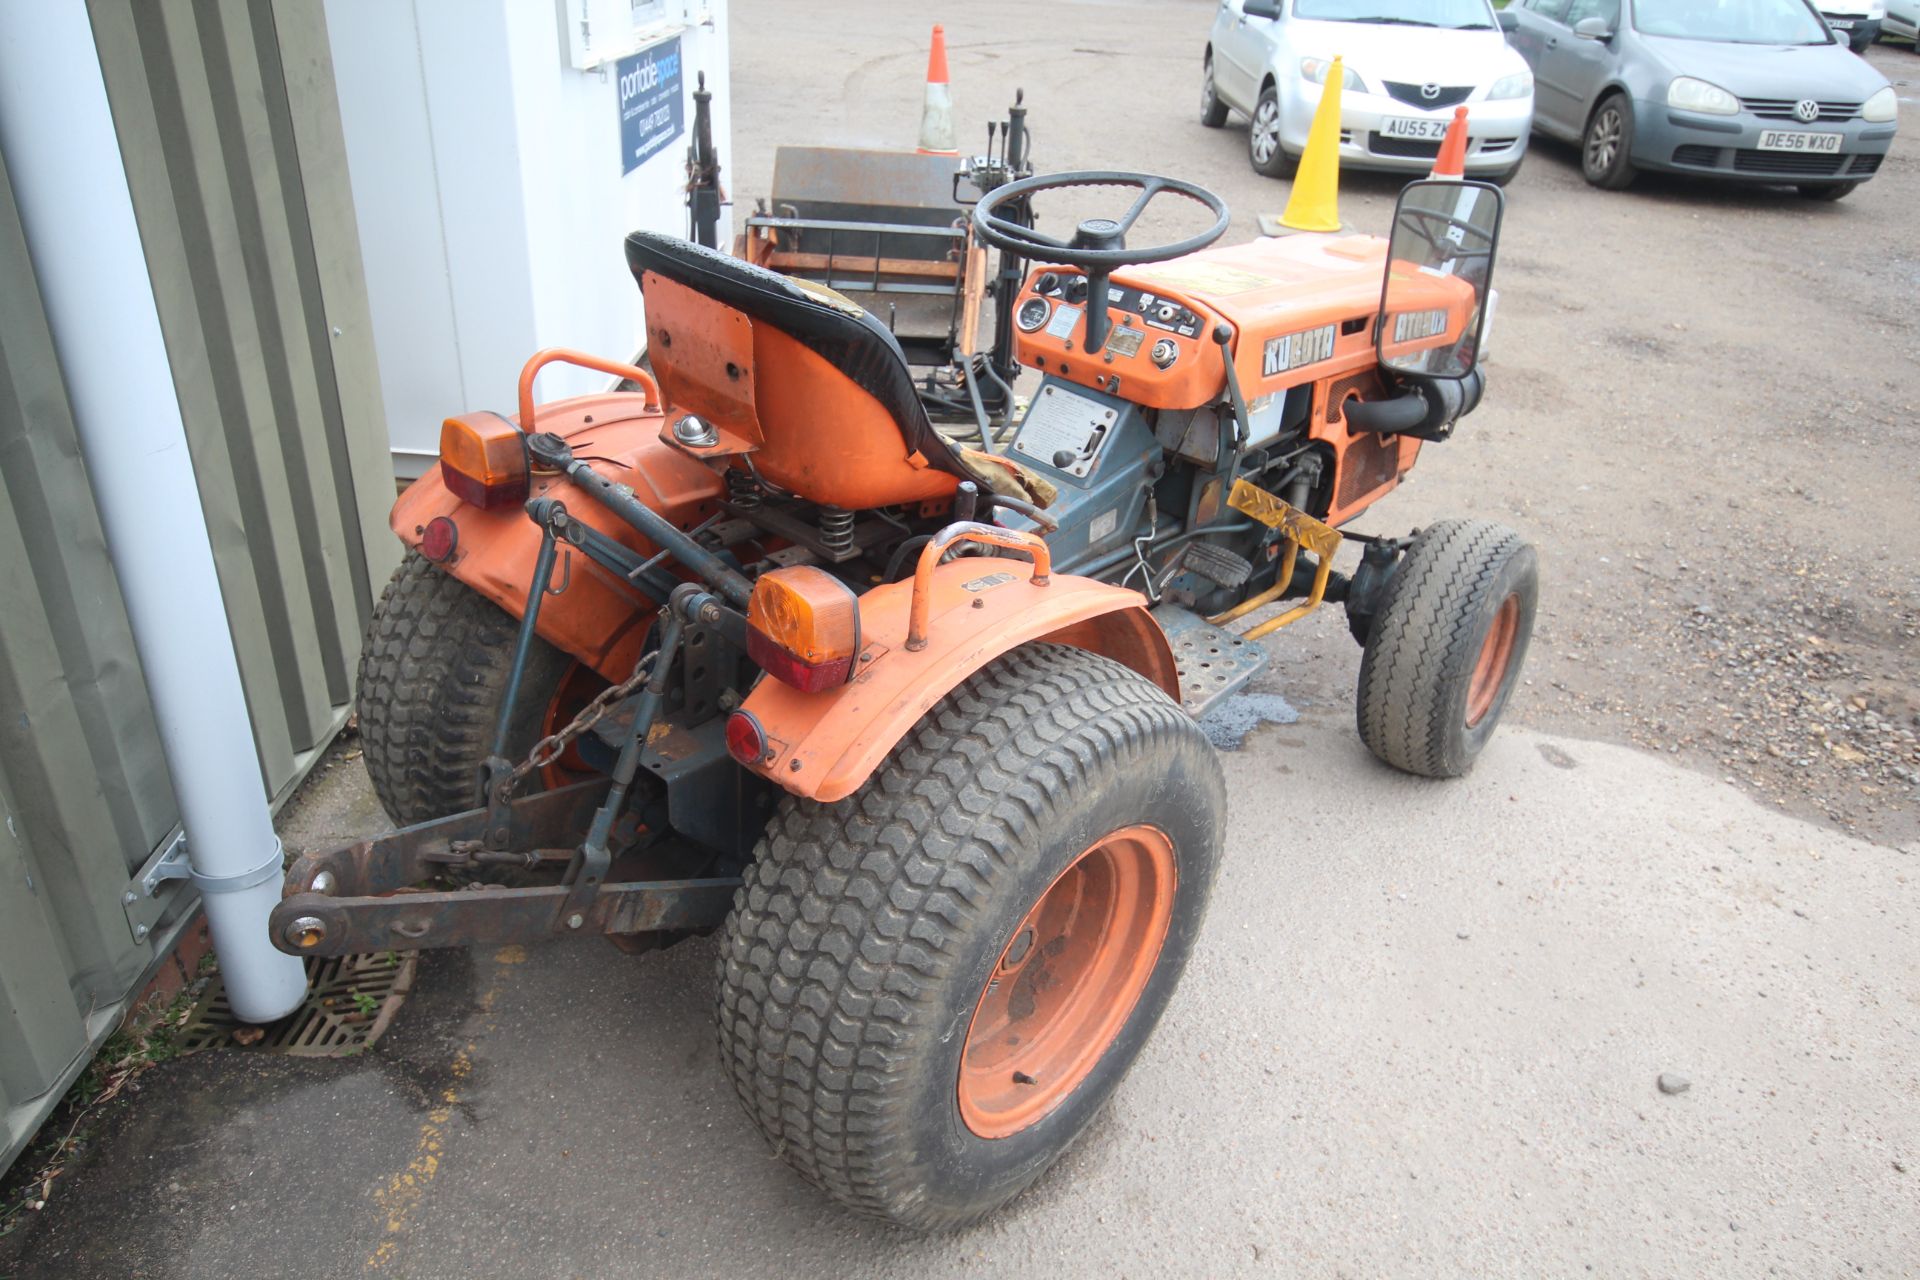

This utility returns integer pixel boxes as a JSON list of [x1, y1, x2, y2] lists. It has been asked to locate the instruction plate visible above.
[[1011, 384, 1119, 480]]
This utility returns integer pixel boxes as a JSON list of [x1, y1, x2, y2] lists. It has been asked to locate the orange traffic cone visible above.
[[916, 25, 956, 155], [1429, 106, 1469, 180]]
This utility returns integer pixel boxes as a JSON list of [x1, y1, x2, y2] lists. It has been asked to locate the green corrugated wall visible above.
[[0, 0, 398, 1172]]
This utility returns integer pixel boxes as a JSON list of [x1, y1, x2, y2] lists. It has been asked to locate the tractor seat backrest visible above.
[[622, 231, 971, 502]]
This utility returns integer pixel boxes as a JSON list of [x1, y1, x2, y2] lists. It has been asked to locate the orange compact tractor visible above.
[[275, 171, 1534, 1229]]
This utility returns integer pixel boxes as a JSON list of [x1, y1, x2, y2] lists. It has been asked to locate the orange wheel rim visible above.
[[539, 662, 608, 789], [1466, 594, 1520, 728], [957, 824, 1177, 1140]]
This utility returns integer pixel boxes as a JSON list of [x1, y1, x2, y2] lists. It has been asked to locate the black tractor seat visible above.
[[623, 231, 970, 482]]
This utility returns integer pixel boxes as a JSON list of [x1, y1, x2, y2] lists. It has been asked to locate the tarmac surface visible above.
[[7, 2, 1918, 1276], [10, 697, 1917, 1278]]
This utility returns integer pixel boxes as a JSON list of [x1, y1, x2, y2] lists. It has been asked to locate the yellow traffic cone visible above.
[[1279, 55, 1345, 233]]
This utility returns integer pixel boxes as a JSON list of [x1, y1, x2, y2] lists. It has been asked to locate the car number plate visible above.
[[1380, 117, 1452, 140], [1828, 17, 1855, 27], [1758, 130, 1842, 152]]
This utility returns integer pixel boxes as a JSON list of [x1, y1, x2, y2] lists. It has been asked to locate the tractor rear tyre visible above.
[[1356, 520, 1537, 779], [715, 643, 1225, 1230], [357, 551, 587, 826]]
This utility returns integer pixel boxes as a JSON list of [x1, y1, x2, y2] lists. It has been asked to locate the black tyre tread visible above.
[[714, 643, 1222, 1230], [1201, 55, 1230, 128], [1356, 519, 1524, 778], [356, 552, 568, 826], [1585, 93, 1637, 191]]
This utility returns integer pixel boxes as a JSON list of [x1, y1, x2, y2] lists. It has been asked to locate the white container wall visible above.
[[326, 0, 733, 476]]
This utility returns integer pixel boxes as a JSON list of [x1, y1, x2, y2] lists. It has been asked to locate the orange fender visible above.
[[740, 540, 1179, 803], [391, 392, 725, 682]]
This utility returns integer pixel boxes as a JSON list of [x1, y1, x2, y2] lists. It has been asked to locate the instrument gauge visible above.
[[1015, 297, 1053, 334]]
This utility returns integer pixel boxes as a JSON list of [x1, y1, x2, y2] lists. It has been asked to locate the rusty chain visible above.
[[508, 652, 657, 786]]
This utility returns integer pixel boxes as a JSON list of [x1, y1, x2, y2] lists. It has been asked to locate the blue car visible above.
[[1502, 0, 1899, 197]]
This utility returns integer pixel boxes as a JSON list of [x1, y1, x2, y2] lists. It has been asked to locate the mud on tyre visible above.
[[715, 643, 1226, 1231]]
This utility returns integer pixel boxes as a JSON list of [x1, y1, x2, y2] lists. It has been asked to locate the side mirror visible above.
[[1377, 179, 1504, 382], [1242, 0, 1283, 19], [1573, 16, 1613, 39], [1497, 10, 1520, 32]]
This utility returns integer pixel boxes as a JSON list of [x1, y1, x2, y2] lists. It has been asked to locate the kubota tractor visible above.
[[275, 170, 1535, 1230]]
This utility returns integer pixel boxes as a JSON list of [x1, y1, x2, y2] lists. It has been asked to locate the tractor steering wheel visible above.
[[973, 170, 1230, 354]]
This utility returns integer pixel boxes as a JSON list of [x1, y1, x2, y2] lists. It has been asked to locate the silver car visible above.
[[1505, 0, 1899, 198], [1202, 0, 1536, 182]]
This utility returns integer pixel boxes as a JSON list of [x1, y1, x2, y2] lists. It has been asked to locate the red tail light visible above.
[[745, 567, 861, 692], [725, 710, 768, 766]]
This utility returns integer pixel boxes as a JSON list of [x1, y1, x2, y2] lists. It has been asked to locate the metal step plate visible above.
[[1154, 604, 1269, 719]]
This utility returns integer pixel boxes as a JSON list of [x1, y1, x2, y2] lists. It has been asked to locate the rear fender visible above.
[[392, 392, 724, 681], [739, 558, 1178, 803]]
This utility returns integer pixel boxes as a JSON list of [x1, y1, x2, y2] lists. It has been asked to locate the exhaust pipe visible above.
[[0, 4, 308, 1021]]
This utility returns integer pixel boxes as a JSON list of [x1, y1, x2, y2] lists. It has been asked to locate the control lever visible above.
[[1212, 323, 1251, 458]]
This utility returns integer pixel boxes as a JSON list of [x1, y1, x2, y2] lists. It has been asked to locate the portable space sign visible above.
[[617, 36, 683, 175]]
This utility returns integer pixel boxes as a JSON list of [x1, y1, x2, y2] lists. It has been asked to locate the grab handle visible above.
[[517, 347, 662, 430], [907, 522, 1051, 651]]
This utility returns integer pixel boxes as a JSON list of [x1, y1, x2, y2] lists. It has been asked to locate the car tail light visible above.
[[725, 710, 768, 765], [440, 412, 529, 509], [745, 566, 860, 692]]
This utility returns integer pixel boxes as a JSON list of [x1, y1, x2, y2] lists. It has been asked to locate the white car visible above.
[[1201, 0, 1536, 183], [1818, 0, 1885, 52], [1883, 0, 1919, 45]]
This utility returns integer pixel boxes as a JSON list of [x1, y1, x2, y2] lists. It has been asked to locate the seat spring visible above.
[[818, 506, 855, 554], [727, 467, 763, 509]]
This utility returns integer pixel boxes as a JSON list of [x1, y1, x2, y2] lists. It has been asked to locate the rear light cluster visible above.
[[744, 566, 861, 693], [440, 412, 530, 509]]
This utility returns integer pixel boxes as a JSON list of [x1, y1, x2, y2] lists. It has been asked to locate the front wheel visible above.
[[1797, 181, 1859, 201], [1249, 84, 1299, 178], [715, 644, 1226, 1230], [1356, 520, 1538, 778], [1582, 94, 1637, 190], [1200, 54, 1229, 127]]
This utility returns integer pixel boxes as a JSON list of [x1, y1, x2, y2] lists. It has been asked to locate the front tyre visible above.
[[715, 644, 1226, 1230], [1249, 84, 1299, 178], [1200, 53, 1229, 127], [1582, 93, 1637, 190], [1797, 181, 1859, 201], [1356, 520, 1538, 779]]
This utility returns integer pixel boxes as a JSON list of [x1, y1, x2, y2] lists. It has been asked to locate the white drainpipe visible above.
[[0, 4, 307, 1021]]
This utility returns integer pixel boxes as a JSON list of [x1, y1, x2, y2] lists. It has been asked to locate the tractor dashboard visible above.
[[1011, 233, 1401, 412]]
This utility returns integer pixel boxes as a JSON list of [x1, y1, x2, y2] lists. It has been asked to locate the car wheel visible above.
[[1249, 83, 1298, 178], [1582, 93, 1636, 190], [1200, 54, 1229, 128], [1797, 181, 1859, 201]]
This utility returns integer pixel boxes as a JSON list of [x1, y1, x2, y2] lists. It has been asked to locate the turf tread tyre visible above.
[[715, 643, 1224, 1231], [357, 551, 573, 826], [1356, 520, 1536, 779]]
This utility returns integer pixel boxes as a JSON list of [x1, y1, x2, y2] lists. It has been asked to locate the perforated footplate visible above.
[[1154, 605, 1270, 718], [176, 953, 417, 1057]]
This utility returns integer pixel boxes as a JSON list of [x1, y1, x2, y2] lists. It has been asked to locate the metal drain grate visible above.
[[177, 952, 417, 1057]]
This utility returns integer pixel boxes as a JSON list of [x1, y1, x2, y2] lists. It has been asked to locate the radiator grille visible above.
[[1739, 97, 1861, 122], [1731, 148, 1848, 175], [1369, 132, 1442, 159], [1382, 82, 1474, 109]]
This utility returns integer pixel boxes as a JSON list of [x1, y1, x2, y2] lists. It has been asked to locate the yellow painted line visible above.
[[364, 949, 520, 1270]]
